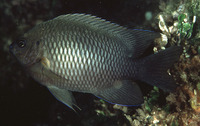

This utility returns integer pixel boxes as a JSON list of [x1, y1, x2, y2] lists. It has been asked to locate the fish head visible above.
[[9, 31, 42, 66]]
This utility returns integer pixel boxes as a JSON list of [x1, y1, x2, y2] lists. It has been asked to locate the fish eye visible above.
[[17, 39, 26, 48]]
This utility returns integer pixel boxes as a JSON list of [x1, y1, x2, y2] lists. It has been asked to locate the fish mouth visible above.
[[9, 43, 18, 61], [9, 43, 14, 54]]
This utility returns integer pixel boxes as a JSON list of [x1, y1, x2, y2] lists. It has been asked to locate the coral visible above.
[[177, 13, 195, 39], [177, 55, 200, 113], [157, 0, 199, 47], [153, 0, 200, 125]]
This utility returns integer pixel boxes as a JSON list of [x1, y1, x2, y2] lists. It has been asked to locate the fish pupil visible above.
[[17, 39, 26, 48]]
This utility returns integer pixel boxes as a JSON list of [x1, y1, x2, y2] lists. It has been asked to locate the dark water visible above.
[[0, 0, 160, 126]]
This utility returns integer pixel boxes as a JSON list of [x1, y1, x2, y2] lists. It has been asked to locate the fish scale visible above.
[[10, 14, 182, 110], [44, 26, 126, 91]]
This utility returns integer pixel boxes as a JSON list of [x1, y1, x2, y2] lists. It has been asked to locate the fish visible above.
[[9, 14, 182, 110]]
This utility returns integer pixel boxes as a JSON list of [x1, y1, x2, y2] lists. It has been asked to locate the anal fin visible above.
[[94, 80, 144, 106]]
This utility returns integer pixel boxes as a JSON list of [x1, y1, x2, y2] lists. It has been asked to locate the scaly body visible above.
[[10, 14, 182, 110]]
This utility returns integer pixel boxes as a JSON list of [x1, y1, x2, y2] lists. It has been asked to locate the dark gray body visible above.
[[10, 14, 182, 110], [27, 14, 146, 92], [41, 21, 136, 92]]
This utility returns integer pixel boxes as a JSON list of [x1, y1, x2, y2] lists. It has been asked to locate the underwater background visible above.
[[0, 0, 200, 126]]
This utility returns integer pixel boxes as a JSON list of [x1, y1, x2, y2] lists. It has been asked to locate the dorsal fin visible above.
[[54, 13, 127, 33], [53, 14, 160, 58]]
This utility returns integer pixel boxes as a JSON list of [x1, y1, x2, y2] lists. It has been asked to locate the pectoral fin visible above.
[[94, 80, 144, 106], [29, 58, 79, 110], [29, 57, 68, 85], [47, 86, 80, 111]]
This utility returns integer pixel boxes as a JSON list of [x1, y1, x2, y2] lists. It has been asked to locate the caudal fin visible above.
[[136, 46, 182, 92]]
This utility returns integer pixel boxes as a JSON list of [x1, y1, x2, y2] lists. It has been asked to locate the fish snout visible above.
[[9, 43, 14, 53]]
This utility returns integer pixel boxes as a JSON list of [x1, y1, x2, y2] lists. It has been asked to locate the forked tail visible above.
[[136, 46, 182, 92]]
